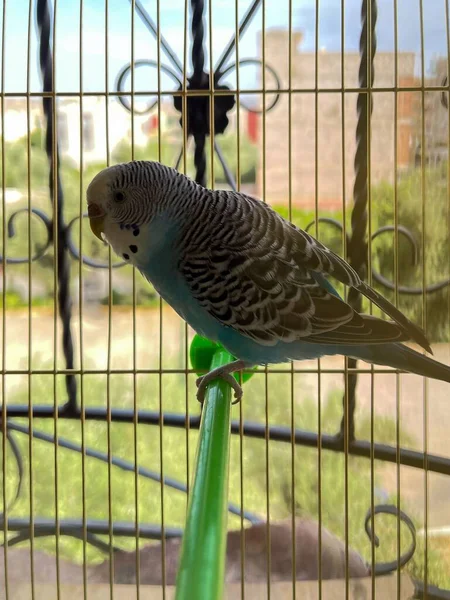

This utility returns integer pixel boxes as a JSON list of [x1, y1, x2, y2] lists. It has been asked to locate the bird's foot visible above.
[[196, 373, 243, 405], [195, 360, 247, 405]]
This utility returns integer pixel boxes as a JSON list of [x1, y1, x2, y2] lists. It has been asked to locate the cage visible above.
[[0, 0, 449, 599]]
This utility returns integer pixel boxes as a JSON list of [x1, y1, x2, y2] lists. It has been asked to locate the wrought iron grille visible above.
[[0, 0, 449, 598]]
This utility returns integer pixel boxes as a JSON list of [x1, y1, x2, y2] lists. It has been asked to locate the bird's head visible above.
[[86, 160, 182, 242]]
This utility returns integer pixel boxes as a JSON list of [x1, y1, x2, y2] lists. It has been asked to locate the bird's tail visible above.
[[353, 343, 450, 383]]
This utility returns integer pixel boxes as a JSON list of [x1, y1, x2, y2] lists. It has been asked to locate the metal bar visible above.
[[77, 0, 88, 593], [131, 0, 184, 75], [2, 85, 450, 97], [392, 0, 401, 595], [175, 349, 234, 600], [1, 0, 9, 595], [181, 0, 190, 554], [0, 518, 183, 539], [104, 0, 115, 592], [259, 5, 271, 595], [214, 139, 237, 190], [153, 0, 166, 595], [313, 1, 322, 597], [2, 407, 450, 475], [232, 0, 246, 592], [418, 1, 430, 592], [214, 0, 262, 74], [26, 0, 35, 596]]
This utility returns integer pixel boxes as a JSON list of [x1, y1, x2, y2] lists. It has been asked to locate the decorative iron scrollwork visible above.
[[365, 504, 416, 576], [0, 208, 52, 264], [305, 217, 450, 295]]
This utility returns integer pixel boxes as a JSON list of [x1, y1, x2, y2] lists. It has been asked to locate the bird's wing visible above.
[[287, 223, 431, 352], [179, 193, 413, 348]]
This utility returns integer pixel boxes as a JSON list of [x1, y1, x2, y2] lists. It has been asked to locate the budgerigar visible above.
[[86, 160, 450, 402]]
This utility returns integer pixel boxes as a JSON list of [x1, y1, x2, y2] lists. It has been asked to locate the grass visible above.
[[1, 353, 449, 589]]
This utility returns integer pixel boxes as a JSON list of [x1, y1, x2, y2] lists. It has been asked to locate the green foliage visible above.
[[212, 133, 258, 184], [111, 135, 178, 167], [1, 137, 48, 191], [1, 362, 448, 586], [0, 291, 26, 308], [112, 131, 258, 185], [30, 127, 43, 149], [0, 291, 50, 308], [98, 287, 158, 307], [99, 289, 129, 306], [370, 162, 450, 342]]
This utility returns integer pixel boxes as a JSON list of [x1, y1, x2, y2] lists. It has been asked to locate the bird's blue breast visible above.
[[135, 216, 225, 343]]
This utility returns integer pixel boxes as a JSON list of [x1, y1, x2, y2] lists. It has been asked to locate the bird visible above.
[[86, 160, 450, 403]]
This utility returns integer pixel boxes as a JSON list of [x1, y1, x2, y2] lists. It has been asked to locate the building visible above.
[[415, 56, 449, 167], [254, 28, 418, 209]]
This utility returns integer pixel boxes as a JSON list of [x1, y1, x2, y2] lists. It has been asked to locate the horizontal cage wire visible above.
[[0, 0, 449, 598]]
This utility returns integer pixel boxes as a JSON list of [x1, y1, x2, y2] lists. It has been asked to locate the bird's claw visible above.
[[196, 373, 243, 405]]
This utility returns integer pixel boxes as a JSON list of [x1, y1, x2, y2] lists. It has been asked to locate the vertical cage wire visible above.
[[26, 0, 35, 597], [260, 2, 272, 597], [394, 2, 408, 598], [287, 1, 297, 599], [182, 0, 190, 524], [418, 1, 429, 593], [77, 0, 88, 595], [446, 24, 450, 595], [340, 2, 348, 594], [393, 0, 402, 596], [340, 0, 349, 594], [130, 0, 143, 596], [233, 1, 246, 595], [313, 1, 323, 597], [50, 0, 61, 594], [155, 0, 166, 594], [1, 0, 7, 597], [366, 2, 376, 594], [104, 0, 115, 591]]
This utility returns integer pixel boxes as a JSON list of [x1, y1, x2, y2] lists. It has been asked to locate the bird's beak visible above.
[[88, 203, 105, 241]]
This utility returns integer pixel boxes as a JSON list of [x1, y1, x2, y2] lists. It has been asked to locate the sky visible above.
[[0, 0, 449, 96]]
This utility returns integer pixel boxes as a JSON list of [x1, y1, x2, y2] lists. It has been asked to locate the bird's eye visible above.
[[114, 191, 125, 203]]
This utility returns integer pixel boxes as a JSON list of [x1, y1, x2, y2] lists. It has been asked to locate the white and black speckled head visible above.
[[86, 160, 197, 264], [86, 161, 183, 232]]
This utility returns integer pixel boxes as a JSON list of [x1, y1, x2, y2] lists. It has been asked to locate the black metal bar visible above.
[[214, 0, 263, 74], [0, 518, 183, 540], [190, 0, 207, 187], [341, 0, 378, 440], [3, 405, 450, 476], [36, 0, 77, 411], [214, 139, 237, 190], [131, 0, 184, 75], [414, 581, 450, 600], [5, 530, 123, 554]]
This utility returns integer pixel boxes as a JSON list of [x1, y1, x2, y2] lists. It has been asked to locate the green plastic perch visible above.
[[174, 335, 254, 600]]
